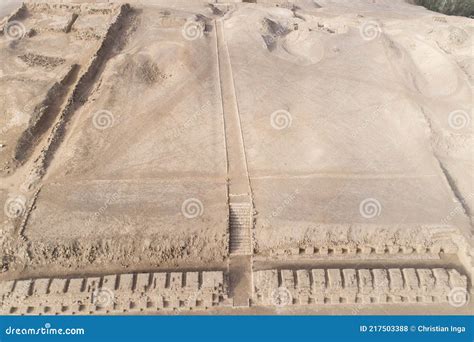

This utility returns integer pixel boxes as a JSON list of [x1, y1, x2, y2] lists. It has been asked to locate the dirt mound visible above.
[[261, 17, 292, 50], [122, 55, 166, 85], [18, 53, 65, 70]]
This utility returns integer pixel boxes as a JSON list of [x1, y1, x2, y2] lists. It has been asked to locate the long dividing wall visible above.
[[253, 268, 468, 305], [0, 271, 229, 315]]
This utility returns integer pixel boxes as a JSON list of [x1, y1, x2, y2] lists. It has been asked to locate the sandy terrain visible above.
[[0, 0, 472, 315]]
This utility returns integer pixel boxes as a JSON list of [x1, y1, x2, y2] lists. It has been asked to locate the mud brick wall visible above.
[[253, 268, 468, 305], [0, 271, 229, 315]]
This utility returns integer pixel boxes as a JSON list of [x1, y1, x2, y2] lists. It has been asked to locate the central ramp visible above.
[[216, 18, 254, 307], [215, 19, 252, 198]]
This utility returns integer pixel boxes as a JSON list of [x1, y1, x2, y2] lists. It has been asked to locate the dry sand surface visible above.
[[0, 0, 472, 315]]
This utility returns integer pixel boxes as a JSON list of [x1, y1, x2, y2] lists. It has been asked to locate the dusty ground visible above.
[[0, 0, 472, 315]]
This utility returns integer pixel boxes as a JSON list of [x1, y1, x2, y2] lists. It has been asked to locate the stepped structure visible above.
[[0, 271, 229, 315], [254, 268, 468, 306], [229, 202, 253, 255]]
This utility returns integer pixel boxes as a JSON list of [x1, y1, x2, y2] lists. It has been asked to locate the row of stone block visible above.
[[0, 271, 228, 315], [253, 268, 468, 305], [26, 2, 117, 15], [272, 243, 458, 257]]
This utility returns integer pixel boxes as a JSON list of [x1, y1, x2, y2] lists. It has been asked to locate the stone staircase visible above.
[[229, 202, 252, 255]]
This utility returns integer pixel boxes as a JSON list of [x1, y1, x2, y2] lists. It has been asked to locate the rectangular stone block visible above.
[[84, 277, 100, 293], [184, 296, 196, 308], [168, 296, 180, 308], [202, 272, 223, 289], [201, 293, 213, 307], [344, 294, 357, 304], [254, 270, 278, 291], [346, 247, 357, 255], [153, 296, 165, 309], [327, 269, 342, 290], [432, 268, 450, 289], [49, 279, 67, 294], [312, 293, 325, 303], [151, 273, 167, 290], [311, 269, 326, 291], [118, 274, 134, 291], [133, 297, 148, 311], [402, 269, 419, 291], [14, 280, 32, 297], [101, 275, 117, 291], [417, 269, 435, 292], [416, 246, 427, 253], [114, 300, 131, 312], [342, 269, 357, 289], [358, 269, 373, 294], [388, 246, 400, 254], [391, 295, 403, 303], [0, 281, 15, 297], [373, 269, 389, 292], [296, 270, 310, 290], [32, 279, 49, 295], [388, 269, 403, 291], [298, 295, 310, 305], [329, 294, 341, 303], [290, 247, 299, 255], [67, 278, 85, 294], [360, 294, 372, 304], [185, 272, 199, 291], [169, 272, 183, 290], [280, 270, 295, 289], [448, 269, 467, 288], [135, 273, 150, 293]]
